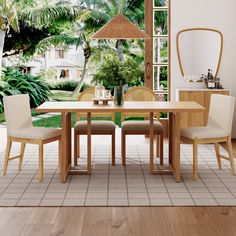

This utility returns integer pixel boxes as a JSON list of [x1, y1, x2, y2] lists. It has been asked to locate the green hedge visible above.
[[48, 80, 90, 92]]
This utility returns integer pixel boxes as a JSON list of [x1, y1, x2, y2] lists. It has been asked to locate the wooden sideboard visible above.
[[176, 88, 230, 128]]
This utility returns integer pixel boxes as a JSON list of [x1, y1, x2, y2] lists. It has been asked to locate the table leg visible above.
[[150, 112, 154, 174], [169, 112, 181, 182], [87, 112, 92, 174], [61, 112, 72, 183]]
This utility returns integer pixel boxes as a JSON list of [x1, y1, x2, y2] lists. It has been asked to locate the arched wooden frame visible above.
[[176, 28, 223, 78]]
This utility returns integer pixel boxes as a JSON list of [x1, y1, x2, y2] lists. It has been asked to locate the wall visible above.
[[171, 0, 236, 137]]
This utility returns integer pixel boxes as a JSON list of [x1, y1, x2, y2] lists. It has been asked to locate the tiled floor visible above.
[[0, 134, 236, 207]]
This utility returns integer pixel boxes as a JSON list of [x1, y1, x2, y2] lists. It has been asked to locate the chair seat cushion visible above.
[[9, 127, 61, 140], [74, 121, 116, 133], [181, 126, 228, 139], [122, 120, 163, 133]]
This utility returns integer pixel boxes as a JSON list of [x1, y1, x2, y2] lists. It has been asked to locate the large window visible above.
[[153, 0, 169, 103]]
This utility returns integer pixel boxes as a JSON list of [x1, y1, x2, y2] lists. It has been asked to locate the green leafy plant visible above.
[[92, 56, 144, 90], [0, 67, 51, 111], [49, 80, 79, 91], [48, 80, 90, 92]]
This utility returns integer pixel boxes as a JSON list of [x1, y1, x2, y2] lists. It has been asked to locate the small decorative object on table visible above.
[[114, 85, 124, 106], [93, 85, 112, 105], [92, 97, 113, 105], [184, 75, 205, 89], [95, 84, 105, 98], [92, 57, 143, 106], [201, 68, 224, 89]]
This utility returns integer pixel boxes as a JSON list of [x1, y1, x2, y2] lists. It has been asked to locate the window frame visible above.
[[144, 0, 171, 105]]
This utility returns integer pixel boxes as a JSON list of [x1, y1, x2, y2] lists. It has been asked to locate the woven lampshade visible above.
[[91, 13, 150, 39]]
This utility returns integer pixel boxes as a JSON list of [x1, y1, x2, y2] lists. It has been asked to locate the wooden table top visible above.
[[36, 101, 205, 113]]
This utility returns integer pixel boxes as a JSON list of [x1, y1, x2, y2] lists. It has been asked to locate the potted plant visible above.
[[92, 56, 143, 105]]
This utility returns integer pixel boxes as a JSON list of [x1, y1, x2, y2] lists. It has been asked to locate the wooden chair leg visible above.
[[214, 142, 222, 170], [18, 143, 26, 171], [112, 131, 115, 166], [227, 136, 235, 176], [160, 132, 164, 166], [38, 142, 43, 181], [193, 139, 198, 180], [74, 131, 78, 166], [156, 135, 160, 158], [58, 139, 62, 173], [3, 137, 12, 176], [77, 134, 80, 159], [122, 131, 126, 166]]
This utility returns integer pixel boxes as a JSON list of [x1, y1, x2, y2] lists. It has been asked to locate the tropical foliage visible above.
[[92, 56, 144, 90], [0, 0, 149, 104], [2, 1, 77, 58], [0, 67, 51, 112], [77, 0, 144, 61]]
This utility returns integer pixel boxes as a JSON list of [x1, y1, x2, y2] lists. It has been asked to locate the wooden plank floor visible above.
[[0, 207, 236, 236]]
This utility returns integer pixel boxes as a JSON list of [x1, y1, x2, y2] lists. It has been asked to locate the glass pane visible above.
[[157, 93, 168, 102], [154, 66, 168, 91], [157, 93, 168, 118], [154, 0, 168, 7], [154, 38, 168, 64], [154, 10, 168, 35]]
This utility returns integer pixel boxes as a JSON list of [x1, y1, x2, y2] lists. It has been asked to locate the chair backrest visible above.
[[122, 86, 159, 121], [76, 86, 115, 121], [3, 94, 32, 134], [124, 86, 158, 102], [208, 94, 235, 135]]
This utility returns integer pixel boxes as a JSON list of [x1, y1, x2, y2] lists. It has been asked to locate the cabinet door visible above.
[[179, 91, 190, 128], [204, 91, 230, 123], [188, 91, 205, 127], [179, 91, 205, 128]]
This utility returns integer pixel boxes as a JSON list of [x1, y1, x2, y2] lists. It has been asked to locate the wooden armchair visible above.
[[74, 87, 116, 170], [121, 86, 164, 166], [3, 94, 61, 181], [181, 94, 235, 180]]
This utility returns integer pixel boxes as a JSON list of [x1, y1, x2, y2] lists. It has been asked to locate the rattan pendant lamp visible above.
[[91, 13, 150, 40]]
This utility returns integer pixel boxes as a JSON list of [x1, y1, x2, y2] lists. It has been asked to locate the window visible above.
[[153, 0, 170, 103], [60, 69, 69, 79], [56, 49, 65, 59]]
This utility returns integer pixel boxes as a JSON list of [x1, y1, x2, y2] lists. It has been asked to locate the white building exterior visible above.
[[31, 45, 85, 81], [4, 45, 86, 82]]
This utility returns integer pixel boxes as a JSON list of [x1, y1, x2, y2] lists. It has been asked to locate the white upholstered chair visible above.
[[121, 86, 164, 166], [181, 94, 235, 180], [74, 87, 116, 169], [3, 94, 61, 181]]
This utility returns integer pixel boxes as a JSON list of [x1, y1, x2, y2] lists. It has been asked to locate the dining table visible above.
[[36, 101, 205, 183]]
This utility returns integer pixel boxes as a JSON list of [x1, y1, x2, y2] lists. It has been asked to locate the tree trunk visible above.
[[0, 30, 5, 77], [116, 40, 124, 62], [72, 58, 88, 98], [72, 38, 91, 98]]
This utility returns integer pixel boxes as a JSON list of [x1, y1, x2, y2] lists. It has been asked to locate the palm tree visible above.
[[35, 18, 92, 98], [0, 0, 19, 75], [54, 0, 143, 94], [74, 0, 144, 94], [77, 0, 144, 61], [1, 0, 77, 74], [12, 0, 144, 96]]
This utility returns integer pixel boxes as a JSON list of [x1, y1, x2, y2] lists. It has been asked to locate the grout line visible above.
[[138, 145, 151, 206], [107, 144, 110, 206]]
